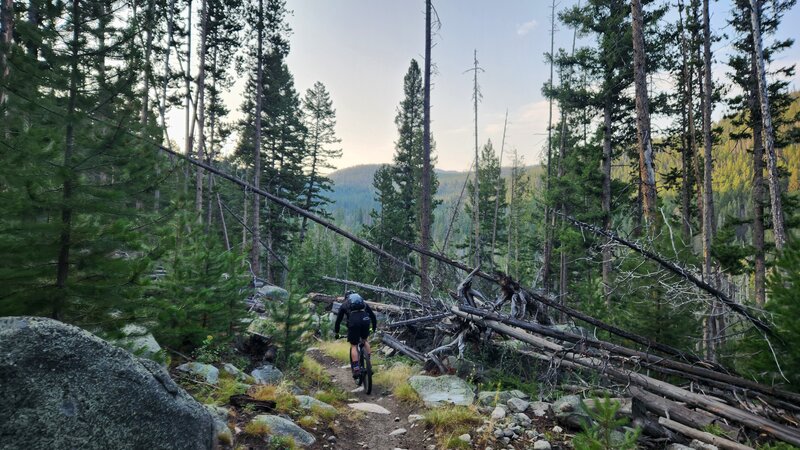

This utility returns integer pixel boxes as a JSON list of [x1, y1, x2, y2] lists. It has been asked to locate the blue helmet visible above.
[[348, 293, 366, 311]]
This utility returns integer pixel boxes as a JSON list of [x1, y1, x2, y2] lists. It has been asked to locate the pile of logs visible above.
[[307, 243, 800, 449]]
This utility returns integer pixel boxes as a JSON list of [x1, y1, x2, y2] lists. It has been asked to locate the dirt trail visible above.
[[307, 349, 431, 450]]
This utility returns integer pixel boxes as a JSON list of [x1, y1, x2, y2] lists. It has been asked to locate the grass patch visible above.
[[249, 383, 299, 414], [297, 415, 317, 428], [318, 340, 352, 363], [314, 388, 349, 406], [444, 435, 472, 449], [423, 405, 482, 432], [423, 406, 482, 450], [393, 382, 422, 404], [373, 362, 416, 389], [310, 404, 337, 423], [243, 420, 271, 437], [269, 435, 297, 449], [192, 377, 249, 405], [300, 355, 330, 386]]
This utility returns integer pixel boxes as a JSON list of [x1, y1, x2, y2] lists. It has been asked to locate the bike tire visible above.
[[363, 350, 373, 395]]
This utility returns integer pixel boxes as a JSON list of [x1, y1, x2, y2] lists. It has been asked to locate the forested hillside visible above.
[[2, 0, 800, 449]]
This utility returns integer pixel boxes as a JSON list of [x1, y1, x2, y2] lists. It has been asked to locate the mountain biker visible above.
[[334, 291, 377, 379]]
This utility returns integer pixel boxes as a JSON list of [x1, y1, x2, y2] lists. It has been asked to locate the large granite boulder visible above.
[[251, 363, 284, 384], [408, 375, 475, 407], [0, 317, 215, 450]]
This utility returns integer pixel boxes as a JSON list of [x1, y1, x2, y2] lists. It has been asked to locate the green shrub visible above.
[[573, 395, 640, 450]]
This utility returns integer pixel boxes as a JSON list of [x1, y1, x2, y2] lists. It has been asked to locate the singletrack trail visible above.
[[306, 349, 432, 450]]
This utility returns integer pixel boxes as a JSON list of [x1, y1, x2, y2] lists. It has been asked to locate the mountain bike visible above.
[[350, 337, 373, 395]]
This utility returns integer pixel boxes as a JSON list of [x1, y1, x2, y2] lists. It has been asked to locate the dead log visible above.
[[451, 306, 800, 447], [559, 213, 771, 335], [307, 292, 408, 314], [386, 313, 453, 329], [460, 305, 800, 406], [229, 394, 275, 412], [394, 238, 715, 368], [630, 386, 739, 438], [380, 333, 426, 363], [321, 276, 424, 305], [658, 417, 754, 450]]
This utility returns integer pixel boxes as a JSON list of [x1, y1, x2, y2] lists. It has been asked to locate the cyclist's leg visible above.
[[347, 327, 361, 376]]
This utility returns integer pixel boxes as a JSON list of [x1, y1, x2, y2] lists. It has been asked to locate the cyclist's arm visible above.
[[334, 303, 346, 335], [366, 304, 377, 332]]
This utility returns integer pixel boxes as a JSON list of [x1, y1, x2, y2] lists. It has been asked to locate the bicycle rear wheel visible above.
[[361, 348, 372, 395]]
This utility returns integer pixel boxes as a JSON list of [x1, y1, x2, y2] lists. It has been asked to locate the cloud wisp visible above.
[[516, 19, 538, 36]]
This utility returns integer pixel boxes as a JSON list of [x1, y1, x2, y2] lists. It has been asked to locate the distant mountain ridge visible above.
[[326, 163, 541, 230]]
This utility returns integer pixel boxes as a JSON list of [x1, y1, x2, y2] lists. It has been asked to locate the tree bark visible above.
[[194, 0, 208, 214], [630, 0, 658, 228], [251, 0, 264, 276], [55, 0, 81, 320], [678, 0, 692, 239], [749, 0, 787, 251], [491, 110, 508, 269], [0, 0, 13, 108], [601, 100, 613, 303], [542, 0, 556, 294], [749, 56, 766, 306], [471, 49, 481, 268], [420, 0, 433, 304]]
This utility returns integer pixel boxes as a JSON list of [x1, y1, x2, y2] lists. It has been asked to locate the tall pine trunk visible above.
[[630, 0, 658, 228], [55, 0, 81, 320], [490, 110, 508, 269], [542, 0, 556, 294], [471, 49, 481, 268], [749, 0, 787, 251], [749, 55, 766, 306], [194, 0, 209, 214], [678, 0, 692, 239], [420, 0, 433, 303], [601, 100, 612, 303], [0, 0, 12, 108], [251, 0, 264, 276]]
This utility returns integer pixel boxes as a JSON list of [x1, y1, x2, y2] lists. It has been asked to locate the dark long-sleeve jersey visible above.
[[334, 298, 377, 335]]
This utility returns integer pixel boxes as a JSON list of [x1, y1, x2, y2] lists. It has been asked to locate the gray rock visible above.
[[490, 406, 506, 420], [529, 401, 551, 417], [389, 428, 407, 436], [533, 440, 552, 450], [477, 390, 527, 407], [256, 284, 290, 301], [459, 433, 471, 443], [690, 439, 719, 450], [295, 395, 337, 414], [251, 363, 284, 384], [204, 405, 232, 446], [514, 413, 532, 427], [112, 324, 164, 362], [251, 415, 316, 447], [176, 362, 220, 385], [552, 395, 590, 429], [348, 403, 391, 414], [408, 414, 425, 423], [666, 445, 694, 450], [0, 317, 214, 450], [507, 397, 530, 413], [408, 375, 475, 407], [222, 362, 248, 381]]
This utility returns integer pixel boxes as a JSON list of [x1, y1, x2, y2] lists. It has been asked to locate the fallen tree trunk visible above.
[[658, 417, 753, 450], [380, 333, 426, 363], [630, 386, 739, 438], [321, 276, 423, 305], [451, 307, 800, 446], [459, 305, 800, 406], [394, 237, 715, 367], [386, 313, 452, 329], [306, 293, 407, 314], [558, 213, 771, 335]]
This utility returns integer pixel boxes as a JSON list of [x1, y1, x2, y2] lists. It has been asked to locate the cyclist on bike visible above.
[[334, 291, 377, 379]]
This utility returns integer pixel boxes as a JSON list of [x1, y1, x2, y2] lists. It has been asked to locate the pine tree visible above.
[[0, 0, 164, 326], [463, 140, 508, 267], [299, 81, 342, 241], [367, 59, 439, 287], [267, 294, 313, 369]]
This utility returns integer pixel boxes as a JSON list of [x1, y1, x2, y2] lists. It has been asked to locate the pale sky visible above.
[[167, 0, 800, 172]]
